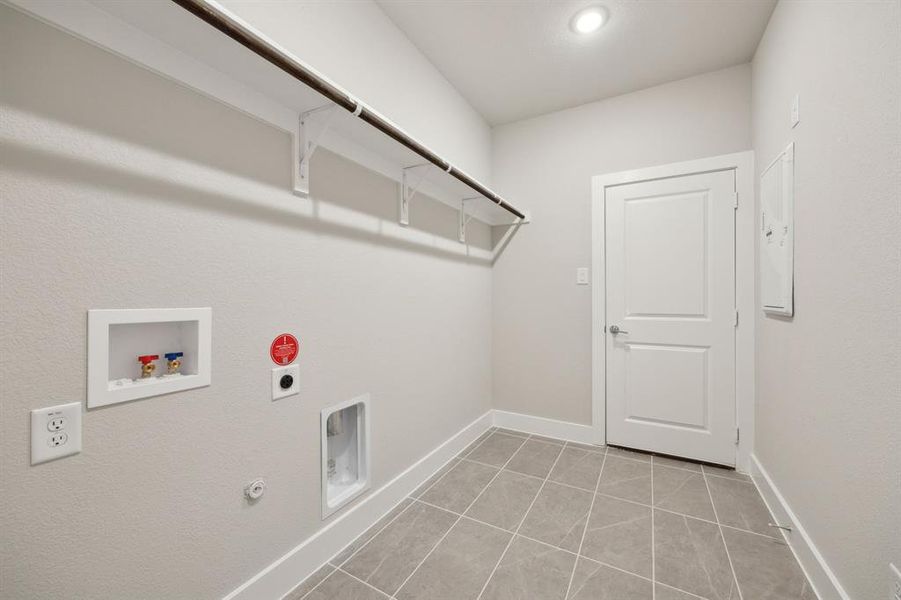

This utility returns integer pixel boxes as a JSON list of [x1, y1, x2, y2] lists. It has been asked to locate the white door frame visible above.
[[591, 151, 756, 472]]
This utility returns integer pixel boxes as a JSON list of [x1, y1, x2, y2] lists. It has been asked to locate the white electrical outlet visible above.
[[31, 402, 82, 464], [890, 562, 901, 600], [271, 364, 300, 401]]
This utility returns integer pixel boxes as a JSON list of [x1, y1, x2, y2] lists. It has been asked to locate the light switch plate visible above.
[[576, 267, 589, 285], [31, 402, 82, 464], [271, 364, 300, 401]]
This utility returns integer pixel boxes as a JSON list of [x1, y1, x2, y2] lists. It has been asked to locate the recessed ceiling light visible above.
[[570, 5, 608, 34]]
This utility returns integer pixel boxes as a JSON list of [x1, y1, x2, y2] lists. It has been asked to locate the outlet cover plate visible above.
[[271, 365, 300, 401], [31, 402, 82, 464]]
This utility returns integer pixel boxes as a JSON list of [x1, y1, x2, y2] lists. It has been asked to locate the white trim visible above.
[[750, 455, 850, 600], [491, 410, 598, 444], [223, 411, 493, 600], [591, 151, 756, 470]]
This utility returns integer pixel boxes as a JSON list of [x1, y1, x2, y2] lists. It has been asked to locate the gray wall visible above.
[[491, 65, 752, 424], [751, 1, 901, 598], [0, 8, 492, 599]]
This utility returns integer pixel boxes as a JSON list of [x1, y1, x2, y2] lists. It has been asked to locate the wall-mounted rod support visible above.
[[171, 0, 527, 221], [297, 103, 337, 195], [458, 197, 480, 244], [399, 164, 432, 227]]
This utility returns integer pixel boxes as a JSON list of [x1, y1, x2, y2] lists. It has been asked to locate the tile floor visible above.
[[288, 428, 816, 600]]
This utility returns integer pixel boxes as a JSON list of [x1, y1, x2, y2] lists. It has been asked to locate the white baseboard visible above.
[[492, 409, 599, 444], [750, 454, 850, 600], [223, 410, 493, 600]]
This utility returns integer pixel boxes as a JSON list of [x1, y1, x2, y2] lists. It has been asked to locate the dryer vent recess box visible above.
[[87, 308, 212, 408]]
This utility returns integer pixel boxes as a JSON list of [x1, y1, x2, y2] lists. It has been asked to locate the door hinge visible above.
[[731, 192, 738, 209], [735, 428, 740, 444], [734, 310, 739, 327]]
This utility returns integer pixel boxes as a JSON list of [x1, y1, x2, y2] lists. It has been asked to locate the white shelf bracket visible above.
[[399, 163, 433, 226], [458, 197, 479, 243], [295, 103, 338, 196]]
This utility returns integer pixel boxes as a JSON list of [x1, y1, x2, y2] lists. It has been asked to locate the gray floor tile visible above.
[[707, 475, 775, 536], [654, 510, 739, 600], [567, 558, 653, 599], [530, 434, 566, 445], [395, 517, 511, 600], [597, 456, 652, 504], [467, 432, 527, 467], [284, 564, 335, 599], [342, 501, 457, 595], [702, 464, 751, 482], [519, 482, 593, 552], [506, 439, 564, 478], [723, 527, 817, 599], [459, 431, 495, 458], [332, 498, 414, 565], [480, 535, 576, 600], [304, 569, 388, 600], [655, 583, 704, 599], [412, 460, 460, 498], [581, 494, 652, 578], [566, 441, 606, 453], [421, 459, 498, 513], [549, 448, 605, 491], [465, 470, 542, 531], [653, 455, 703, 472], [653, 465, 716, 521], [606, 446, 652, 463], [495, 427, 530, 438]]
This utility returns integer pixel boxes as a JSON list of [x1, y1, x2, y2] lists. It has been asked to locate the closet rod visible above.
[[171, 0, 527, 221]]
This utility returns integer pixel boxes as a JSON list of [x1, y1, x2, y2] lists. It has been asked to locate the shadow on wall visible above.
[[0, 3, 517, 263]]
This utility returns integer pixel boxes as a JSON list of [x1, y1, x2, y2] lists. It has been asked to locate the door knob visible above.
[[609, 324, 628, 334]]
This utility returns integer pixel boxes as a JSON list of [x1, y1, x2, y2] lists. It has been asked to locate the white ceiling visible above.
[[376, 0, 776, 125]]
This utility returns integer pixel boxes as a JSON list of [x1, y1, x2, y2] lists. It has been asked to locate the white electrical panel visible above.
[[760, 143, 794, 316]]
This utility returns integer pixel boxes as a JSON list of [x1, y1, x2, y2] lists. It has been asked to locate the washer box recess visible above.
[[87, 308, 211, 408]]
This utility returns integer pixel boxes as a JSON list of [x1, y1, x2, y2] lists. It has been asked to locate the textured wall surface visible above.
[[491, 65, 752, 424], [751, 1, 901, 598], [0, 7, 492, 599]]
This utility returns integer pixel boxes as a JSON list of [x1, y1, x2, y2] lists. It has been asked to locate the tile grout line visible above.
[[296, 497, 419, 600], [297, 448, 767, 599], [302, 426, 497, 600], [404, 425, 496, 503], [473, 435, 569, 600], [562, 445, 608, 600], [702, 466, 744, 600], [388, 432, 530, 599], [413, 492, 677, 589], [290, 564, 336, 600], [336, 567, 393, 599]]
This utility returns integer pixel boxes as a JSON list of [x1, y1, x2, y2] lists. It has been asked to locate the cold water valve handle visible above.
[[164, 352, 184, 375]]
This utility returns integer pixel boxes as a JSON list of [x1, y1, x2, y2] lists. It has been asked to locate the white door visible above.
[[605, 170, 736, 465]]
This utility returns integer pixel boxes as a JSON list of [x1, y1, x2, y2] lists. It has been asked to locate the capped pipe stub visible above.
[[245, 479, 266, 501]]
